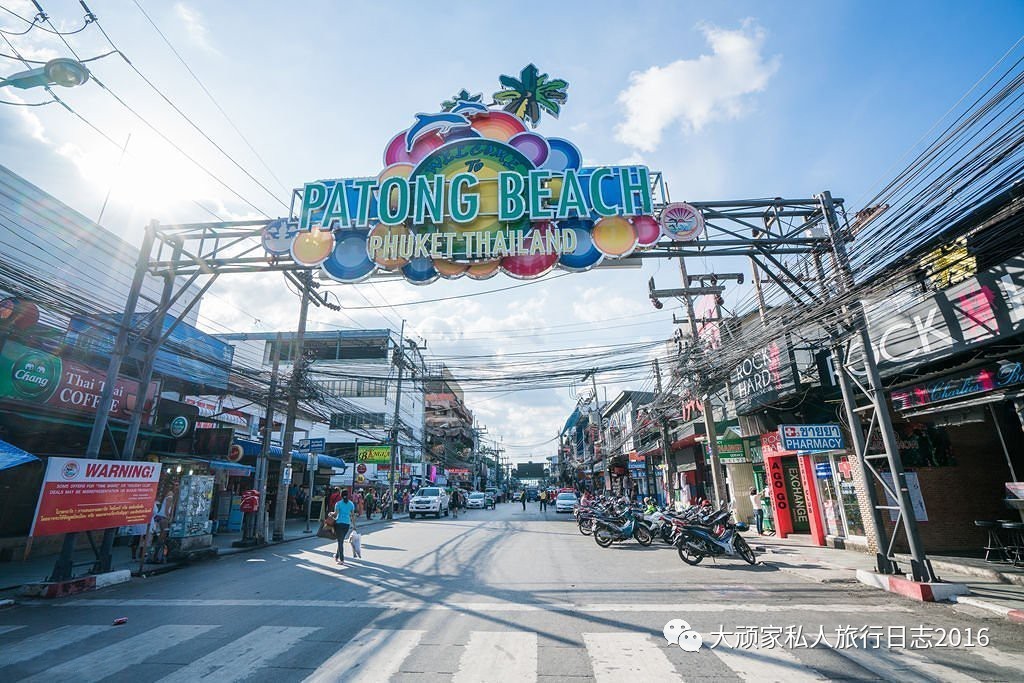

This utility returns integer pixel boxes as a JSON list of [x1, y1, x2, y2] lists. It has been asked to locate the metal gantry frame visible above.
[[52, 189, 931, 583], [637, 193, 933, 582]]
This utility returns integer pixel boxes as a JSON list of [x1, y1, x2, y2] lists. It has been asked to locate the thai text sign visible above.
[[357, 445, 391, 464], [0, 341, 156, 422], [30, 457, 160, 537], [779, 424, 845, 452]]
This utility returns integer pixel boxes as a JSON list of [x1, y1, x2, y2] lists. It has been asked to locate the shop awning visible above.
[[205, 459, 254, 476], [0, 438, 39, 471], [231, 438, 347, 470]]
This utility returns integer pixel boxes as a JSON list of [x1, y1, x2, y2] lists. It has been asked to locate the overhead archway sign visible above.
[[263, 65, 693, 284]]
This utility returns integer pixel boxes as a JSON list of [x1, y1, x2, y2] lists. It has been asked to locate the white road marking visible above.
[[966, 645, 1024, 676], [0, 625, 107, 666], [583, 632, 682, 682], [712, 645, 824, 682], [21, 624, 215, 682], [0, 625, 26, 635], [49, 598, 910, 613], [453, 631, 537, 683], [157, 625, 319, 682], [304, 629, 424, 683], [830, 644, 981, 682]]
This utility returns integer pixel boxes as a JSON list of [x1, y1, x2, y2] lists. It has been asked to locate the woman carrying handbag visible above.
[[332, 489, 356, 566]]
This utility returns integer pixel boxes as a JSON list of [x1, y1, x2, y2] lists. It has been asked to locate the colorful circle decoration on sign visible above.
[[556, 219, 602, 271], [660, 202, 705, 241], [322, 230, 375, 282], [592, 216, 638, 257], [270, 67, 667, 284], [291, 228, 335, 267]]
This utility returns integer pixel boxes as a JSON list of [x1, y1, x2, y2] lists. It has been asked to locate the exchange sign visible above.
[[778, 424, 845, 452], [30, 457, 160, 537]]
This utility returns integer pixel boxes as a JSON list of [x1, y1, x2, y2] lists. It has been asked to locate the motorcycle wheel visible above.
[[735, 536, 757, 565], [578, 518, 594, 536], [594, 527, 616, 548], [634, 526, 653, 546], [676, 532, 704, 566]]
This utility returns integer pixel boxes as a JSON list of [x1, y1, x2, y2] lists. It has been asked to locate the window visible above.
[[264, 337, 389, 364], [318, 378, 388, 398], [329, 412, 386, 431]]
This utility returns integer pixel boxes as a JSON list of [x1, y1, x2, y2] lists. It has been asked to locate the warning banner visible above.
[[30, 457, 161, 537]]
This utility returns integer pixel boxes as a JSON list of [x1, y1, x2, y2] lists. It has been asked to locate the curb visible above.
[[894, 554, 1024, 587], [856, 569, 969, 602], [18, 569, 131, 599], [950, 594, 1024, 624]]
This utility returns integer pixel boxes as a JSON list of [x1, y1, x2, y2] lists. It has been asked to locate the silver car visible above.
[[554, 492, 578, 513], [466, 492, 487, 509]]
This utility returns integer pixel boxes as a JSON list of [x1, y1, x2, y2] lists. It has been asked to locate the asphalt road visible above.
[[2, 502, 1023, 681]]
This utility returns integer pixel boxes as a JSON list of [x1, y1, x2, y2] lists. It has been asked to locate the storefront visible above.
[[881, 353, 1024, 550]]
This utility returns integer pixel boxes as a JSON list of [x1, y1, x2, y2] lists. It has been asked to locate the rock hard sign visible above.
[[30, 457, 161, 537]]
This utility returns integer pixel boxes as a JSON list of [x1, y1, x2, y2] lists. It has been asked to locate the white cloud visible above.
[[174, 2, 219, 54], [615, 20, 780, 152]]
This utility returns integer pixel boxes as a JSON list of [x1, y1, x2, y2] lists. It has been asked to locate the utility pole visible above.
[[387, 320, 406, 520], [677, 257, 727, 506], [253, 333, 281, 544], [50, 223, 156, 582], [274, 271, 312, 541], [652, 358, 671, 506]]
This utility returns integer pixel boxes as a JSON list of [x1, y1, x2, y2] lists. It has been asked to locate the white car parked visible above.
[[554, 492, 578, 513], [409, 487, 449, 519]]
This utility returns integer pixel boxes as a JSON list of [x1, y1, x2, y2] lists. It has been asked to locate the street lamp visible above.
[[1, 58, 90, 90]]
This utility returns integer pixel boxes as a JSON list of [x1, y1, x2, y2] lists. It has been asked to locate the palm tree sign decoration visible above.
[[492, 64, 569, 129]]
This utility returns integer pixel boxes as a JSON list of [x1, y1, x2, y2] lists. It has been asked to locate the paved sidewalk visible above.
[[754, 533, 1024, 623], [0, 513, 408, 596]]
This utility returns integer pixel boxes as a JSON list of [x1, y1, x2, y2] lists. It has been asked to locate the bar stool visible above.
[[976, 520, 1007, 562], [1001, 522, 1024, 566]]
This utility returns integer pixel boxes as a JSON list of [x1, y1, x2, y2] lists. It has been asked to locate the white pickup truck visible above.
[[409, 486, 450, 519]]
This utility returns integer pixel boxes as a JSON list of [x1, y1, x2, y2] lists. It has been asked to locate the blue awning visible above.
[[231, 438, 347, 470], [0, 438, 40, 471]]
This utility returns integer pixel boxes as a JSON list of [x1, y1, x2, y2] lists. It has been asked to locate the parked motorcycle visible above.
[[593, 510, 654, 547], [674, 507, 756, 565]]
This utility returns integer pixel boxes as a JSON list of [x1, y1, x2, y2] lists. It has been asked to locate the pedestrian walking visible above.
[[332, 489, 356, 566], [520, 490, 526, 510], [750, 486, 766, 535], [539, 490, 548, 512], [364, 489, 375, 520]]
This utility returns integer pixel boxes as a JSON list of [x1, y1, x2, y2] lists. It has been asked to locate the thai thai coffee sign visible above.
[[0, 341, 157, 422]]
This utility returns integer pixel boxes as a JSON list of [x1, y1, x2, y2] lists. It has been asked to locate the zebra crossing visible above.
[[1, 622, 1021, 681]]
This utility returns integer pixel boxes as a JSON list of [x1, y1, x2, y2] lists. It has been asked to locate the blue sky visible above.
[[2, 1, 1022, 460]]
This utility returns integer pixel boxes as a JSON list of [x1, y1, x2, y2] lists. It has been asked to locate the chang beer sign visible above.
[[264, 65, 683, 284], [0, 341, 61, 402]]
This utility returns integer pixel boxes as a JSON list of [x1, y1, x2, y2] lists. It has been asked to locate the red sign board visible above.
[[760, 431, 796, 459], [30, 457, 161, 537]]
